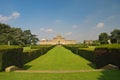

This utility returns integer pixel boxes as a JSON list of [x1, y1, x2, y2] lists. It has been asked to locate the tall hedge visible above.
[[63, 45, 94, 62], [22, 45, 55, 64], [0, 48, 23, 71], [94, 48, 109, 68], [94, 47, 120, 69], [22, 49, 44, 64]]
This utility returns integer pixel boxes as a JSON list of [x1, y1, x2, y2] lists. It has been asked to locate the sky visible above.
[[0, 0, 120, 42]]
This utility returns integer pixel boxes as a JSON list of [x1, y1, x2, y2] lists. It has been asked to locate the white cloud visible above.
[[72, 24, 78, 29], [45, 29, 54, 33], [12, 12, 20, 18], [0, 12, 20, 22], [96, 22, 104, 28], [65, 32, 72, 36], [40, 28, 54, 33]]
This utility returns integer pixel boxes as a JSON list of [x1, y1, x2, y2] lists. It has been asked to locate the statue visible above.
[[108, 39, 111, 44]]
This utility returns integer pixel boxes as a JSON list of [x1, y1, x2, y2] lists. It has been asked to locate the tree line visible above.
[[99, 29, 120, 44], [1, 23, 119, 45], [0, 23, 39, 46]]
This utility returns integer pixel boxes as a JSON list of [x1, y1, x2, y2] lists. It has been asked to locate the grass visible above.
[[0, 70, 120, 80], [0, 46, 120, 80], [23, 47, 38, 52], [24, 46, 95, 70], [0, 45, 20, 50], [96, 44, 120, 49], [79, 46, 96, 51]]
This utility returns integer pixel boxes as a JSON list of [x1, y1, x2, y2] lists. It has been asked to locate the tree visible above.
[[99, 32, 109, 44], [92, 40, 100, 46], [22, 30, 39, 45], [10, 27, 24, 45], [0, 23, 39, 46], [22, 30, 32, 45], [0, 23, 11, 45], [30, 34, 39, 45], [110, 29, 120, 44]]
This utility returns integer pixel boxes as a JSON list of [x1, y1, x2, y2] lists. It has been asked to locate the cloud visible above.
[[96, 22, 104, 28], [40, 28, 54, 33], [40, 28, 45, 31], [12, 12, 20, 18], [45, 29, 54, 33], [55, 20, 62, 23], [0, 12, 20, 22], [65, 32, 72, 36], [72, 24, 78, 29]]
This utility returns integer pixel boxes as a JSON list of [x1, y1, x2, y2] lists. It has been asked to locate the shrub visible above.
[[22, 49, 43, 64], [96, 44, 120, 49], [94, 48, 109, 68], [78, 49, 94, 62], [22, 45, 55, 64], [31, 45, 53, 49], [0, 46, 23, 71], [63, 45, 94, 62], [94, 44, 120, 69], [0, 45, 55, 71]]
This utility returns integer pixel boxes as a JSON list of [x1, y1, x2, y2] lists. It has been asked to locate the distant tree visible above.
[[22, 30, 39, 45], [99, 32, 109, 44], [0, 23, 11, 45], [22, 30, 32, 45], [0, 23, 39, 46], [110, 29, 120, 44], [10, 27, 24, 45], [92, 40, 100, 46], [30, 34, 39, 45]]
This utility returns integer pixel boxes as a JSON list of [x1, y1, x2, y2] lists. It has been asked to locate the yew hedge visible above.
[[0, 45, 55, 71], [94, 45, 120, 69], [63, 44, 94, 62], [0, 46, 23, 71], [22, 45, 55, 64], [64, 44, 120, 69]]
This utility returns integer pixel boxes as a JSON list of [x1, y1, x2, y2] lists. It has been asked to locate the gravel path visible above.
[[15, 69, 106, 73]]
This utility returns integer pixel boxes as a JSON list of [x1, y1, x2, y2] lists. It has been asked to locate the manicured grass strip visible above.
[[96, 44, 120, 49], [25, 46, 95, 70], [23, 47, 37, 52], [0, 70, 120, 80], [80, 46, 96, 51]]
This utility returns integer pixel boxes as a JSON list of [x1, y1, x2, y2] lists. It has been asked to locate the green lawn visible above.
[[23, 47, 38, 52], [0, 70, 120, 80], [0, 46, 120, 80], [24, 46, 95, 70]]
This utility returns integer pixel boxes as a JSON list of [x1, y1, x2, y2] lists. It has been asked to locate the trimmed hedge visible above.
[[94, 48, 109, 68], [0, 45, 55, 71], [63, 45, 94, 62], [22, 45, 55, 64], [64, 44, 120, 69], [0, 47, 23, 71], [0, 45, 20, 49], [94, 44, 120, 69], [96, 44, 120, 49], [77, 49, 94, 62], [31, 45, 53, 49]]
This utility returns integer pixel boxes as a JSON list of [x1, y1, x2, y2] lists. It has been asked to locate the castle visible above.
[[40, 35, 76, 45]]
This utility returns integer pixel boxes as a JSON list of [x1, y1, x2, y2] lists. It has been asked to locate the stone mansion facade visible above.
[[40, 35, 76, 45]]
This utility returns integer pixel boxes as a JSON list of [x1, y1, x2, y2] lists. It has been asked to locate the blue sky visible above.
[[0, 0, 120, 42]]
